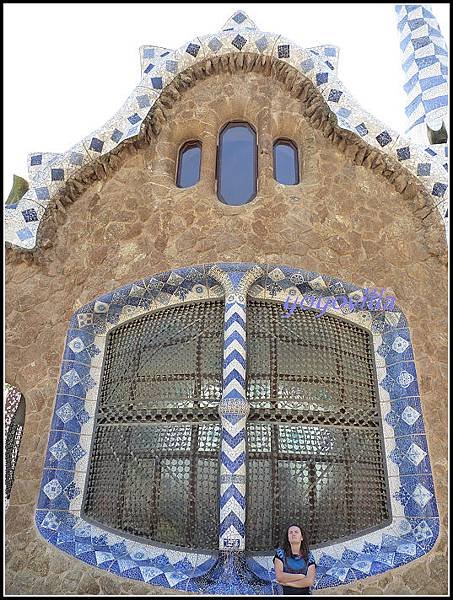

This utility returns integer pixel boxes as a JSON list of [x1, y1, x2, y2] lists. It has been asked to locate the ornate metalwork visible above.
[[245, 299, 390, 550], [83, 300, 225, 549]]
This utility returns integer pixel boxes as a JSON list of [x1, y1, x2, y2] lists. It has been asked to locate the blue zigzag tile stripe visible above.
[[4, 11, 448, 251], [36, 261, 440, 593], [395, 5, 448, 138], [218, 289, 249, 551]]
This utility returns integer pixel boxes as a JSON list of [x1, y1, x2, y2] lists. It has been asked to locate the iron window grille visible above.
[[82, 293, 390, 552], [83, 299, 224, 549], [245, 298, 390, 551]]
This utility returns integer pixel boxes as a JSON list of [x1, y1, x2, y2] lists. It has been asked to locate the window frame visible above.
[[216, 120, 258, 205], [176, 139, 202, 189], [273, 138, 300, 185]]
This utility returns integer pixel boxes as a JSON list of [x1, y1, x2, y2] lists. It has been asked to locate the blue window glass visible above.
[[273, 139, 299, 185], [217, 122, 257, 205], [177, 141, 201, 188]]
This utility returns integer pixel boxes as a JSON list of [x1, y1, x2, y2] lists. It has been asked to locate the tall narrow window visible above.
[[273, 139, 299, 185], [217, 122, 257, 205], [176, 141, 202, 188]]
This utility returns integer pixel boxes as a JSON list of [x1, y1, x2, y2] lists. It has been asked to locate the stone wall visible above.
[[5, 69, 448, 594]]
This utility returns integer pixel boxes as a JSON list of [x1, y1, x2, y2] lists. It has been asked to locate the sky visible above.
[[3, 3, 450, 199]]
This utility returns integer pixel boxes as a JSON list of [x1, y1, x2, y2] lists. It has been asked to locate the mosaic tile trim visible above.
[[4, 11, 448, 250], [37, 263, 439, 593], [395, 5, 448, 135]]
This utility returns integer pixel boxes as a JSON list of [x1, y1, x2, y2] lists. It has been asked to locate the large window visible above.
[[245, 298, 390, 551], [83, 300, 224, 549], [217, 122, 257, 205]]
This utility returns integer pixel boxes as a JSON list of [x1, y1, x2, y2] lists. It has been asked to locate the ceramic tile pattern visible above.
[[36, 262, 439, 594], [395, 5, 448, 135], [4, 10, 448, 250]]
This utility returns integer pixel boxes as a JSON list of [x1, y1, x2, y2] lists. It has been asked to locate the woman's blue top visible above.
[[273, 547, 316, 595]]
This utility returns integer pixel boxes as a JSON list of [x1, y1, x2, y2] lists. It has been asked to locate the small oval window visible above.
[[176, 141, 202, 188], [273, 139, 299, 185], [217, 122, 257, 205]]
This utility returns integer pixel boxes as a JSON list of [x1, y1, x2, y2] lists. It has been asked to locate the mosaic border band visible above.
[[5, 10, 448, 249], [35, 262, 439, 594]]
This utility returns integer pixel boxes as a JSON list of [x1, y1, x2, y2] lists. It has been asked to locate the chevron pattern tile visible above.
[[395, 5, 448, 136]]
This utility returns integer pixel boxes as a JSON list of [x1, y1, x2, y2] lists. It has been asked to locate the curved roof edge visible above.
[[4, 10, 448, 250]]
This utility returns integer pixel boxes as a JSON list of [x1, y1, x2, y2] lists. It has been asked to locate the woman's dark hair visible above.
[[280, 524, 310, 560]]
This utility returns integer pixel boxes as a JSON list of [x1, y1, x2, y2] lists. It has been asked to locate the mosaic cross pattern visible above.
[[36, 262, 439, 593], [395, 5, 448, 136], [4, 10, 448, 250]]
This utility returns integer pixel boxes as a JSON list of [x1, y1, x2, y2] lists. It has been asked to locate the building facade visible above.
[[5, 9, 448, 595]]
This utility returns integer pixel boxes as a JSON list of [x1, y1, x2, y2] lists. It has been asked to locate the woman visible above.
[[273, 524, 316, 595]]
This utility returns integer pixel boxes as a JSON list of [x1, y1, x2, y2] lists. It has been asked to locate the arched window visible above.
[[217, 122, 257, 205], [273, 139, 299, 185], [83, 299, 224, 549], [176, 141, 202, 188], [245, 298, 390, 551]]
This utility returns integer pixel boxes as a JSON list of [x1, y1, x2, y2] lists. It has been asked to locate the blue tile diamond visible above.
[[111, 129, 123, 143], [165, 60, 178, 73], [397, 146, 411, 160], [277, 45, 290, 58], [432, 182, 447, 197], [51, 168, 64, 181], [70, 152, 84, 166], [22, 208, 39, 222], [208, 37, 222, 52], [328, 89, 343, 102], [232, 35, 247, 50], [233, 12, 246, 23], [151, 77, 163, 89], [128, 113, 141, 125], [376, 131, 393, 147], [417, 163, 431, 176], [89, 137, 104, 153], [137, 94, 150, 108], [186, 43, 200, 57], [17, 228, 33, 241]]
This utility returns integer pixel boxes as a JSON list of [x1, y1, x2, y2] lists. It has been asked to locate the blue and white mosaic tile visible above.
[[395, 5, 448, 137], [4, 11, 448, 249], [36, 262, 439, 593]]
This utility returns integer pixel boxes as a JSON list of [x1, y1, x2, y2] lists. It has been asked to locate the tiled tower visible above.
[[395, 4, 448, 147]]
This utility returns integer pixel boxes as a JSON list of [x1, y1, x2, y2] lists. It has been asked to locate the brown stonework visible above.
[[5, 66, 447, 595]]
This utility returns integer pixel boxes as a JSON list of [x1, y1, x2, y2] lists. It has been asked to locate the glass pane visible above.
[[177, 142, 201, 188], [218, 122, 257, 205], [274, 140, 299, 185]]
